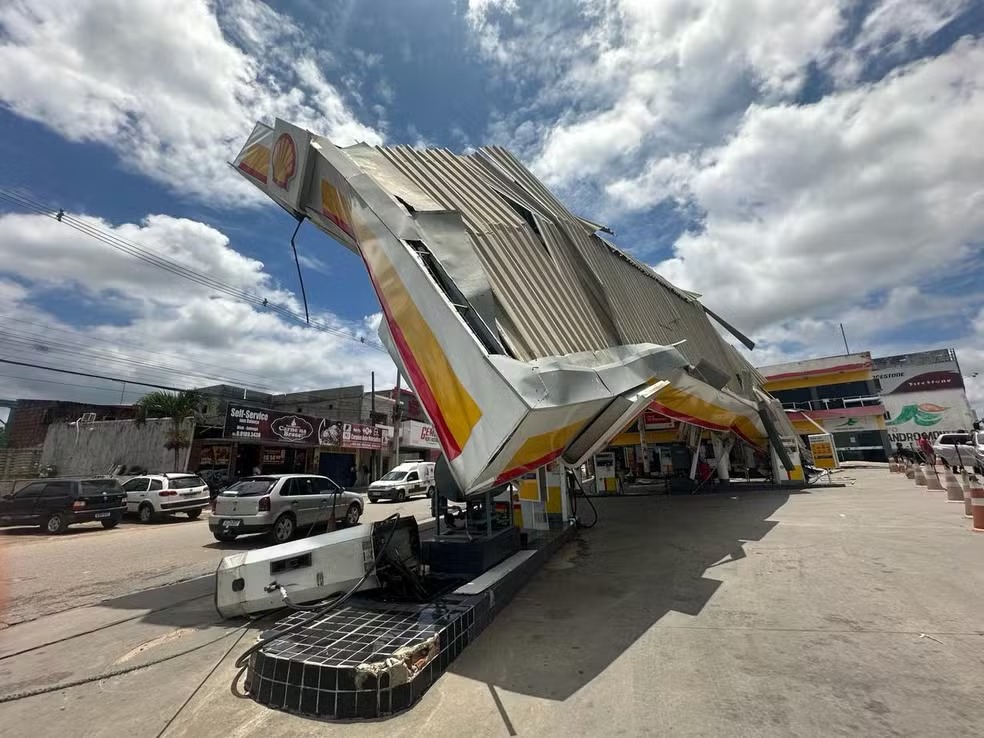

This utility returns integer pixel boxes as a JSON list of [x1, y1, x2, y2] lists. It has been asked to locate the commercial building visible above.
[[872, 348, 977, 447], [758, 353, 891, 462]]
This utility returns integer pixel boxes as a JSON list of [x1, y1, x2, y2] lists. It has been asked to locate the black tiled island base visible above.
[[245, 526, 573, 719]]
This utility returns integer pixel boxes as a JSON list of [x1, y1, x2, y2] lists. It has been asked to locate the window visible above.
[[223, 479, 276, 497], [15, 482, 46, 499], [290, 478, 316, 496], [170, 476, 205, 490], [379, 470, 407, 482], [123, 478, 149, 492], [406, 472, 419, 482], [149, 479, 164, 491], [42, 481, 74, 498], [81, 480, 120, 495], [313, 477, 340, 494]]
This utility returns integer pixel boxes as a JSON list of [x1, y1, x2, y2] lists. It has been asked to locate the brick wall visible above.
[[5, 400, 137, 449]]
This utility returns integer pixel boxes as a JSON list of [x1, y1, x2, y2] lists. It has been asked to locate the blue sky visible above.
[[0, 0, 982, 421]]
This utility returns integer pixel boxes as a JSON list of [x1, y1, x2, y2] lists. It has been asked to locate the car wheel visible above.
[[426, 486, 434, 498], [43, 513, 67, 534], [101, 518, 120, 529], [185, 508, 202, 520], [269, 514, 296, 544], [398, 489, 407, 502], [138, 503, 156, 524], [368, 497, 378, 504], [345, 504, 361, 526], [213, 530, 237, 542]]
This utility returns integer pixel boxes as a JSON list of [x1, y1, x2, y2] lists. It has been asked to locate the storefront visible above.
[[397, 420, 442, 465], [317, 420, 384, 486]]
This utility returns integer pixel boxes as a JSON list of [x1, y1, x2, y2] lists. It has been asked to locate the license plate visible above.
[[95, 512, 111, 519], [222, 519, 241, 528]]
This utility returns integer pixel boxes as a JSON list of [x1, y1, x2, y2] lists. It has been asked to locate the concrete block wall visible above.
[[40, 418, 189, 477]]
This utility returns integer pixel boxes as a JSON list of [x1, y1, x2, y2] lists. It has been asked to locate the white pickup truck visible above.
[[932, 431, 984, 473]]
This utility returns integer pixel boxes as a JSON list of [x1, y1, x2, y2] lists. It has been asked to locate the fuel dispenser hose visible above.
[[566, 471, 598, 529]]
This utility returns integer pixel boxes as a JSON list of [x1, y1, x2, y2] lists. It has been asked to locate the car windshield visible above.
[[81, 479, 121, 495], [938, 435, 969, 444], [379, 470, 407, 481], [223, 478, 276, 496], [170, 476, 206, 489]]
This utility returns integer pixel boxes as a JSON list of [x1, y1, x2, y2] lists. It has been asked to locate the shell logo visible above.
[[271, 133, 297, 190]]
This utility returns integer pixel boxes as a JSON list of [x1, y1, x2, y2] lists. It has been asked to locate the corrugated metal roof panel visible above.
[[350, 141, 761, 399]]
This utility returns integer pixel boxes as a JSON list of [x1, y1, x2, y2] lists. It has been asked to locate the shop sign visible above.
[[343, 422, 383, 450], [643, 409, 675, 430], [873, 355, 964, 394], [318, 419, 383, 450], [400, 420, 441, 449], [808, 434, 838, 469], [224, 404, 318, 445], [200, 445, 231, 467], [820, 415, 884, 433], [262, 448, 286, 465]]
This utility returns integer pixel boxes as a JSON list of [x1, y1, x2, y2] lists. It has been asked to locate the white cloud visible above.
[[0, 213, 395, 404], [0, 0, 383, 206], [832, 0, 972, 83], [654, 40, 984, 332]]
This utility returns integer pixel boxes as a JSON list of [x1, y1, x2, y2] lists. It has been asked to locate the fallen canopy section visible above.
[[233, 119, 792, 494]]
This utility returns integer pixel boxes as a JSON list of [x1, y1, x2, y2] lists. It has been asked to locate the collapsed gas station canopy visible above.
[[234, 119, 795, 494]]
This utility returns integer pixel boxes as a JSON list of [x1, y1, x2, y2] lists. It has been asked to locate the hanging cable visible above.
[[288, 216, 310, 324]]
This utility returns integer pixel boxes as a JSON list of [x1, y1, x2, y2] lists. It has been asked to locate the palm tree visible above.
[[135, 390, 204, 472]]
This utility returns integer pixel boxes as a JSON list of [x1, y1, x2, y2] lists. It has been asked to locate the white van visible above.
[[367, 461, 435, 503]]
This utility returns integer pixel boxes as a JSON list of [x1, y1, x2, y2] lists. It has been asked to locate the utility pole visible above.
[[393, 371, 402, 464], [370, 372, 377, 481], [839, 323, 851, 355], [119, 381, 127, 404]]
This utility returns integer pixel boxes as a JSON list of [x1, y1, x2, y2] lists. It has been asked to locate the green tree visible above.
[[135, 390, 204, 472]]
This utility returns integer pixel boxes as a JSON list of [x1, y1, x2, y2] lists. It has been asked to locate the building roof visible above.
[[757, 353, 873, 382], [352, 142, 760, 399]]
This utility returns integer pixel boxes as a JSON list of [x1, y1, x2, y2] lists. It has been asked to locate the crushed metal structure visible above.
[[234, 120, 796, 494]]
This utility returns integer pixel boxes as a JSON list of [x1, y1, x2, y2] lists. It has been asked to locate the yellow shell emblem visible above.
[[271, 133, 297, 189]]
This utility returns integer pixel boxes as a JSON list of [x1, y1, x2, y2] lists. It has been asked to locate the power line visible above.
[[0, 313, 278, 385], [0, 326, 276, 390], [0, 372, 138, 396], [0, 358, 190, 392], [0, 187, 387, 352]]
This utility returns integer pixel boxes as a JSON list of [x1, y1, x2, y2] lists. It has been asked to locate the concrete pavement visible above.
[[0, 495, 434, 625], [1, 468, 982, 736]]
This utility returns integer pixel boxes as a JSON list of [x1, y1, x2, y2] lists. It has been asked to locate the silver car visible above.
[[209, 474, 363, 544]]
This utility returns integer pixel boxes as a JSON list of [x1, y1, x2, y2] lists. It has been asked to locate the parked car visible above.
[[368, 461, 435, 503], [209, 474, 363, 544], [121, 473, 210, 523], [931, 433, 978, 470], [0, 477, 126, 534]]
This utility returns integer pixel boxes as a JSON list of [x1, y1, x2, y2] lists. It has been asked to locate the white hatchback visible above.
[[122, 473, 210, 523]]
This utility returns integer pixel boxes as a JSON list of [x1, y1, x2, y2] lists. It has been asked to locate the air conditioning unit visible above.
[[81, 412, 97, 423]]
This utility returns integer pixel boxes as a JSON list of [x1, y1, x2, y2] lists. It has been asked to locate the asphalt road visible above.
[[0, 494, 434, 626]]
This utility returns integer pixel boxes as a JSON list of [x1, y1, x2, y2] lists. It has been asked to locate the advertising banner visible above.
[[224, 404, 318, 445], [643, 408, 675, 430], [317, 419, 383, 449], [808, 434, 838, 469], [873, 357, 964, 394], [400, 420, 442, 450], [820, 415, 885, 433], [883, 390, 976, 444]]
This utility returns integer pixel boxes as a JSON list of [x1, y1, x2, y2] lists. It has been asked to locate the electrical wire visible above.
[[0, 357, 190, 392], [566, 471, 598, 529], [0, 328, 276, 390], [0, 313, 278, 385], [0, 620, 256, 704], [154, 627, 251, 738], [0, 187, 387, 352], [235, 513, 402, 671]]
